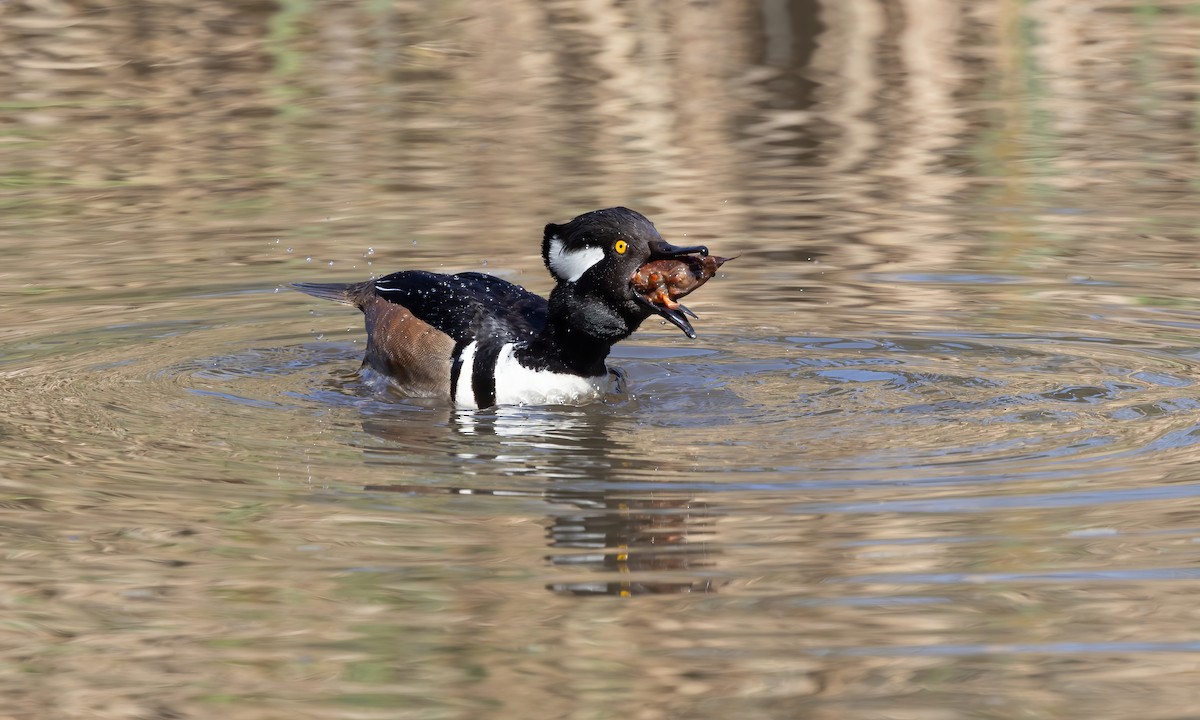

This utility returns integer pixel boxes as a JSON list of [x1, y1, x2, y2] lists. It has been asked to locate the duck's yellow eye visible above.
[[614, 240, 628, 255]]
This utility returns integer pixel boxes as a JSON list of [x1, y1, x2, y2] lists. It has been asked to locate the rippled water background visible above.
[[6, 0, 1200, 717]]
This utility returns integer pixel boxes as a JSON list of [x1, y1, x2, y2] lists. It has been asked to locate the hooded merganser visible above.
[[293, 207, 717, 408]]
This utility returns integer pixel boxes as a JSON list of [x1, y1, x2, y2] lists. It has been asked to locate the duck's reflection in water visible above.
[[361, 403, 717, 596], [543, 489, 715, 597]]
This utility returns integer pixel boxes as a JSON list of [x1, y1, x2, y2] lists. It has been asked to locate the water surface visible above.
[[4, 1, 1200, 718]]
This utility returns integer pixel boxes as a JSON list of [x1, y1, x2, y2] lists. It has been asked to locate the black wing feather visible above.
[[372, 270, 547, 345]]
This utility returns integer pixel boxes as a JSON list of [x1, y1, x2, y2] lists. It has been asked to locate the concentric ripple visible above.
[[37, 322, 1188, 495]]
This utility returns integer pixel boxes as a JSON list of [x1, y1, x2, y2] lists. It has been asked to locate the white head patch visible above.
[[547, 236, 604, 283]]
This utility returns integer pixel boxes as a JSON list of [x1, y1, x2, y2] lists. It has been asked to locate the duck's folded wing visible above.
[[372, 270, 547, 345]]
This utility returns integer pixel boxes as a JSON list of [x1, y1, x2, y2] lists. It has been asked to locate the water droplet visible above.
[[274, 238, 281, 244], [412, 240, 418, 246], [328, 260, 334, 266], [366, 247, 375, 256], [480, 259, 488, 267], [273, 287, 280, 293], [286, 247, 294, 253], [306, 257, 313, 263]]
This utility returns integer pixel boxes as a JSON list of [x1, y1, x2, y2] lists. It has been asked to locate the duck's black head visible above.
[[542, 207, 708, 342]]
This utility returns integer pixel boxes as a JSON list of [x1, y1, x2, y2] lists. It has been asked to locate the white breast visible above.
[[490, 343, 612, 407]]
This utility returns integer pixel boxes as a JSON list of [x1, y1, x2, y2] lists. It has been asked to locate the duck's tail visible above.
[[290, 281, 359, 305]]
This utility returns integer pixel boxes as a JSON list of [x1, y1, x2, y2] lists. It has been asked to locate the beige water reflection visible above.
[[6, 0, 1200, 718]]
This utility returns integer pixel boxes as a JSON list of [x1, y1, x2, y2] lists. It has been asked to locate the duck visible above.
[[293, 207, 718, 408]]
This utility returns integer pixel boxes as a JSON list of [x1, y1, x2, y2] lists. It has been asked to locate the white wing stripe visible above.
[[454, 342, 478, 408]]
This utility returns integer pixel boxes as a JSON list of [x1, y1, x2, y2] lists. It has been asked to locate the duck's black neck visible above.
[[521, 287, 640, 376]]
